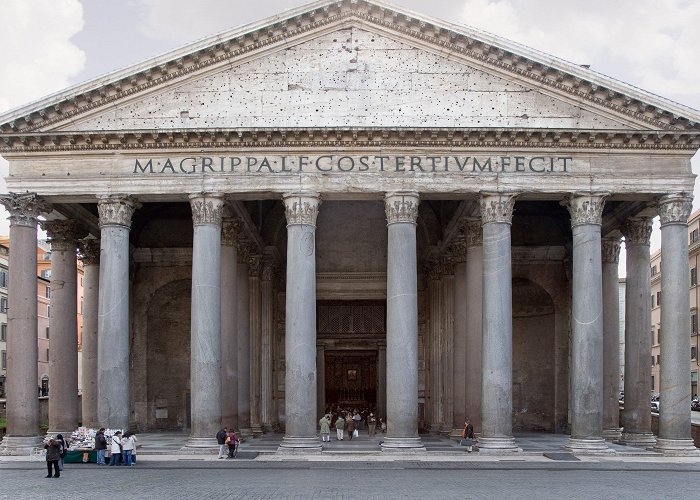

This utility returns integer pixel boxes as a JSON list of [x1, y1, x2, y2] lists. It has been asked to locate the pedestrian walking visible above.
[[94, 428, 107, 465], [226, 430, 240, 458], [461, 418, 474, 452], [347, 414, 356, 440], [216, 427, 228, 459], [367, 413, 377, 437], [335, 414, 345, 441], [108, 431, 122, 466], [44, 438, 61, 478], [319, 414, 331, 442]]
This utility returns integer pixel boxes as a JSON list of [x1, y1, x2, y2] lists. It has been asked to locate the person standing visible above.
[[367, 413, 377, 438], [319, 414, 331, 443], [44, 438, 61, 478], [55, 434, 68, 471], [121, 432, 135, 465], [335, 414, 345, 441], [216, 427, 228, 459], [225, 430, 239, 458], [94, 428, 107, 465], [352, 410, 362, 431], [461, 418, 475, 452], [346, 413, 356, 440], [108, 431, 122, 466]]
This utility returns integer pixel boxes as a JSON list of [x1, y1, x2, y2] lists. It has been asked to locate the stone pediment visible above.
[[1, 0, 700, 150]]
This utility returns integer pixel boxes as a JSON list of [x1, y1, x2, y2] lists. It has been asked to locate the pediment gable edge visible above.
[[1, 0, 699, 134]]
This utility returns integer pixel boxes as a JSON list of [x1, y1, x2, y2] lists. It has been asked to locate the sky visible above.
[[0, 0, 699, 271]]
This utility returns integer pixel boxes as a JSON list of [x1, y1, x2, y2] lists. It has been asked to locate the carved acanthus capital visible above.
[[621, 217, 653, 246], [601, 236, 621, 264], [248, 254, 262, 277], [262, 256, 278, 282], [460, 217, 483, 246], [563, 192, 609, 227], [479, 192, 517, 225], [42, 219, 83, 252], [78, 236, 101, 266], [189, 193, 224, 226], [97, 195, 139, 229], [0, 193, 50, 227], [236, 239, 253, 264], [450, 237, 467, 263], [440, 255, 455, 275], [221, 217, 243, 247], [385, 192, 419, 225], [658, 193, 693, 226], [283, 192, 321, 226], [425, 259, 441, 281]]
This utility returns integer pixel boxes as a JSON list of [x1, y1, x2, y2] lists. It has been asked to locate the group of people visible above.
[[318, 409, 382, 442], [216, 427, 240, 458], [103, 429, 138, 466]]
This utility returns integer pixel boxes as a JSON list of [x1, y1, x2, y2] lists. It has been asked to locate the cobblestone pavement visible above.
[[2, 461, 700, 500]]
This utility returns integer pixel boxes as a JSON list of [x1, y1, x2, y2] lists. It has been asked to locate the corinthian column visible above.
[[464, 219, 483, 434], [620, 218, 656, 447], [564, 192, 611, 454], [220, 219, 239, 430], [382, 192, 425, 451], [0, 193, 49, 455], [97, 195, 138, 430], [236, 241, 251, 438], [278, 192, 322, 453], [185, 193, 224, 448], [249, 254, 263, 436], [78, 237, 100, 428], [450, 235, 467, 438], [479, 193, 520, 453], [440, 257, 455, 435], [426, 261, 442, 431], [43, 220, 82, 436], [601, 236, 622, 441], [260, 255, 277, 431], [654, 193, 699, 455]]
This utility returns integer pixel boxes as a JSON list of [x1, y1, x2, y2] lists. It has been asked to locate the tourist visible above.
[[216, 426, 228, 459], [461, 418, 474, 453], [352, 410, 362, 431], [44, 438, 61, 478], [335, 413, 345, 441], [55, 434, 68, 471], [367, 413, 377, 437], [130, 433, 138, 463], [121, 431, 136, 465], [319, 414, 331, 442], [95, 428, 107, 465], [108, 431, 122, 466], [226, 429, 239, 458], [346, 413, 356, 440]]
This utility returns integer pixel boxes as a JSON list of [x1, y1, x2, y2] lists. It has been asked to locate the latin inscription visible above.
[[133, 155, 572, 175]]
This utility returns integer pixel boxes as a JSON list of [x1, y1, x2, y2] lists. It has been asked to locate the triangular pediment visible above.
[[1, 0, 699, 137]]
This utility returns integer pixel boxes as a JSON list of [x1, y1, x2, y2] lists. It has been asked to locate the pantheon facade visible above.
[[1, 0, 699, 455]]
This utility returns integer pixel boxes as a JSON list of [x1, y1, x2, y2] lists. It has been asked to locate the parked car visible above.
[[651, 395, 660, 413]]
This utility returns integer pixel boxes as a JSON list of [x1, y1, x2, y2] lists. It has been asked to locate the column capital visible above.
[[42, 219, 83, 252], [189, 193, 224, 226], [78, 236, 101, 266], [283, 192, 321, 226], [384, 192, 419, 225], [0, 193, 50, 227], [564, 192, 610, 227], [479, 192, 517, 225], [658, 193, 693, 227], [601, 236, 621, 264], [97, 195, 139, 229], [262, 255, 278, 282], [425, 259, 441, 281], [621, 217, 653, 246], [221, 217, 243, 246], [459, 217, 483, 246], [440, 255, 456, 276], [450, 237, 467, 263], [248, 254, 262, 277]]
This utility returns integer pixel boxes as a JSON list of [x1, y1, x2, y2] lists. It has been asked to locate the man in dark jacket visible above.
[[216, 427, 228, 459], [44, 439, 61, 478], [94, 428, 108, 465]]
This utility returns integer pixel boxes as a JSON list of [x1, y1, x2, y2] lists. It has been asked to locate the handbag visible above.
[[353, 429, 359, 438]]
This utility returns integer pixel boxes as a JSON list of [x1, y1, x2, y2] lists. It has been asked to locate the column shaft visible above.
[[237, 255, 251, 437], [382, 192, 424, 451], [220, 219, 239, 430], [601, 237, 622, 441], [440, 264, 455, 434], [464, 222, 483, 434], [479, 193, 519, 453], [249, 256, 263, 436], [451, 236, 467, 436], [427, 266, 441, 431], [186, 194, 224, 448], [654, 194, 698, 455], [279, 192, 322, 452], [260, 257, 276, 431]]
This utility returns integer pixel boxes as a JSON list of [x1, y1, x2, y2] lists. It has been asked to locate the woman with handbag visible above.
[[461, 418, 474, 453]]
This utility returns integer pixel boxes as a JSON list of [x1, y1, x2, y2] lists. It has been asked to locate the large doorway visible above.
[[317, 300, 386, 416]]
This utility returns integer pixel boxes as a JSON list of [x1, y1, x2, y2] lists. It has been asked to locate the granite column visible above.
[[440, 257, 455, 435], [260, 254, 277, 431], [78, 237, 100, 428], [185, 193, 224, 448], [236, 243, 251, 438], [249, 254, 263, 436], [464, 219, 483, 434], [382, 192, 425, 451], [450, 236, 467, 437], [278, 192, 322, 453], [601, 236, 623, 441], [220, 219, 239, 430]]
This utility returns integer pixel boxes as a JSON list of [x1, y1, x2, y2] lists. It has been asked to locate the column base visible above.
[[477, 436, 522, 454], [602, 427, 623, 441], [449, 428, 463, 440], [277, 436, 322, 454], [238, 427, 253, 440], [564, 437, 614, 455], [251, 424, 264, 437], [652, 438, 700, 456], [47, 429, 75, 438], [381, 437, 426, 452], [0, 435, 45, 456], [439, 424, 454, 436], [619, 431, 656, 448], [181, 436, 218, 453]]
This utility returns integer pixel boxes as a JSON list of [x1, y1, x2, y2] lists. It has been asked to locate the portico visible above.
[[1, 0, 699, 456]]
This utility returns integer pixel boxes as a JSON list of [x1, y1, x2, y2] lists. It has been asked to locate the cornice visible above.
[[2, 128, 698, 153], [1, 0, 699, 135]]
